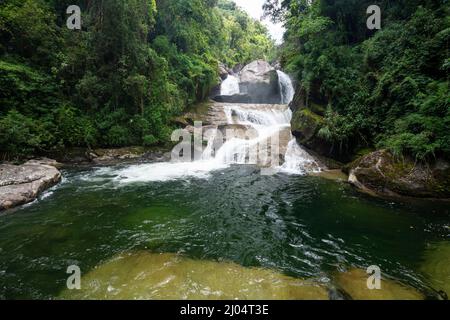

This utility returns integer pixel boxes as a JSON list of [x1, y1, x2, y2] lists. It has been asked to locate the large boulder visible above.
[[238, 60, 281, 104], [0, 159, 62, 211], [348, 150, 450, 199]]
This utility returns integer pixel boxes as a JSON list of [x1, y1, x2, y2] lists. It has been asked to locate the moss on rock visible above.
[[348, 150, 450, 199]]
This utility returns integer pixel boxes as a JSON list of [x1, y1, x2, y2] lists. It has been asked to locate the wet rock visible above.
[[25, 158, 62, 168], [89, 147, 170, 165], [311, 170, 348, 182], [218, 62, 231, 80], [421, 242, 450, 298], [271, 60, 282, 70], [213, 94, 252, 104], [60, 251, 329, 300], [238, 60, 281, 104], [0, 160, 61, 211], [290, 106, 353, 163], [348, 150, 450, 199], [232, 63, 243, 74], [334, 268, 424, 300]]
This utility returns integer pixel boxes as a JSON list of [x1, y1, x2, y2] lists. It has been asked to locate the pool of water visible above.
[[0, 164, 449, 299]]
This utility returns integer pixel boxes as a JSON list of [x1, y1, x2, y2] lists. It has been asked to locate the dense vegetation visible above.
[[265, 0, 449, 161], [0, 0, 274, 158]]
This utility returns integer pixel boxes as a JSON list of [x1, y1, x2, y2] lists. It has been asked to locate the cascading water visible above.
[[105, 68, 321, 182], [220, 75, 240, 96], [277, 70, 295, 104], [281, 139, 321, 174]]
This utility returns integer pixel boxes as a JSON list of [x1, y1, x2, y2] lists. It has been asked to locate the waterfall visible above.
[[220, 75, 240, 96], [108, 68, 321, 182], [281, 139, 321, 174], [277, 71, 295, 104], [224, 105, 292, 126], [208, 105, 291, 165]]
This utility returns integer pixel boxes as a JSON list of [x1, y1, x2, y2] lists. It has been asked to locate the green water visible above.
[[0, 165, 449, 299]]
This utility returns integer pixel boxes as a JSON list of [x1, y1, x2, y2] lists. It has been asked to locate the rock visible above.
[[310, 170, 348, 182], [218, 62, 230, 80], [91, 147, 147, 164], [335, 268, 424, 300], [238, 60, 281, 104], [0, 161, 61, 211], [271, 60, 282, 70], [25, 158, 62, 168], [232, 63, 243, 74], [421, 242, 450, 299], [60, 251, 329, 300], [289, 85, 352, 162], [290, 108, 345, 160], [79, 146, 172, 165], [213, 94, 252, 104], [348, 150, 450, 199], [209, 82, 221, 99]]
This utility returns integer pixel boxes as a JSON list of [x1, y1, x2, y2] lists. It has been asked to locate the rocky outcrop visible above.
[[0, 159, 62, 211], [347, 150, 450, 199], [289, 86, 352, 163], [290, 107, 341, 159], [88, 147, 170, 165], [238, 60, 281, 104]]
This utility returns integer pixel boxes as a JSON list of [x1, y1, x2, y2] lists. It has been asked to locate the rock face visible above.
[[348, 150, 450, 199], [0, 159, 62, 211], [238, 60, 281, 104], [213, 60, 283, 104], [335, 268, 424, 300], [289, 86, 352, 163]]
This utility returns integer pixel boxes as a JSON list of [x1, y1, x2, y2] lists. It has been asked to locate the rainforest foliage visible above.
[[0, 0, 274, 157], [265, 0, 449, 161]]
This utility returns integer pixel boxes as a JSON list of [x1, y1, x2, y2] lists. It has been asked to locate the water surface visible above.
[[0, 165, 448, 299]]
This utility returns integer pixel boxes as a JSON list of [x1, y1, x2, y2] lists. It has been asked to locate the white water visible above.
[[280, 139, 321, 174], [277, 70, 295, 104], [212, 105, 292, 165], [97, 70, 320, 183], [220, 75, 240, 96]]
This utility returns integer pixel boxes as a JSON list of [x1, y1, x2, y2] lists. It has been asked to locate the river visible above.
[[0, 70, 448, 300]]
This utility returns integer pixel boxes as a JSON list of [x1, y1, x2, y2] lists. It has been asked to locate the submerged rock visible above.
[[421, 242, 450, 298], [348, 150, 450, 199], [334, 268, 424, 300], [0, 160, 61, 211], [60, 251, 329, 300]]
